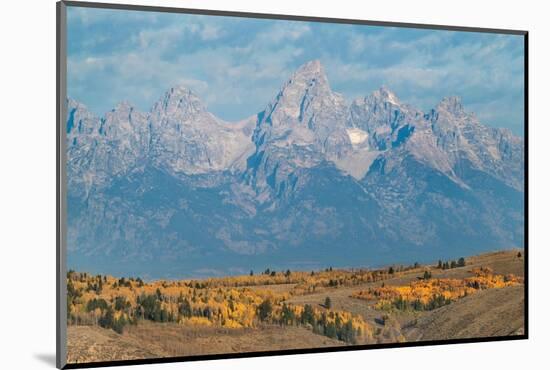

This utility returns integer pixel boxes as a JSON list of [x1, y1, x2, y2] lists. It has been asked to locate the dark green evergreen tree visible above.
[[179, 297, 192, 318], [301, 304, 315, 326], [258, 299, 272, 321]]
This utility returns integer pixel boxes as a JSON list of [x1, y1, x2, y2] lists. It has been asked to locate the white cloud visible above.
[[200, 24, 221, 40], [67, 8, 524, 133], [255, 22, 311, 44]]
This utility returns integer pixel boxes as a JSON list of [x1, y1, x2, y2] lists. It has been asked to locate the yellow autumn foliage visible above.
[[181, 317, 212, 327], [67, 268, 377, 343], [351, 270, 523, 310]]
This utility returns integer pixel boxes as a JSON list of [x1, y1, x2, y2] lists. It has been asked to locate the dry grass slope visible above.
[[67, 323, 343, 363], [67, 325, 167, 363], [404, 285, 524, 341], [66, 249, 525, 363]]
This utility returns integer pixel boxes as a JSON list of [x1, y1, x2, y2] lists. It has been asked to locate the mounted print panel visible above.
[[57, 1, 527, 368]]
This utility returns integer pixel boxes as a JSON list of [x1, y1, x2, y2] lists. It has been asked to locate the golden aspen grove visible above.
[[67, 250, 525, 362], [351, 267, 523, 311], [67, 266, 395, 344]]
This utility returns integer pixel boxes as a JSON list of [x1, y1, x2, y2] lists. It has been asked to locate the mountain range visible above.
[[66, 60, 525, 279]]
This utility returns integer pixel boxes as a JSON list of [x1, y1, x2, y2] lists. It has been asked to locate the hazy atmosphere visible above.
[[64, 5, 525, 364], [67, 7, 525, 135]]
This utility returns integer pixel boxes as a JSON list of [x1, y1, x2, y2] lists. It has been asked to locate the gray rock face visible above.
[[149, 86, 255, 177], [67, 99, 149, 197], [246, 60, 351, 200], [66, 61, 524, 278], [427, 96, 524, 190]]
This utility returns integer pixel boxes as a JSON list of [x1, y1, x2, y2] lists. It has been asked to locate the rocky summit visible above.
[[66, 60, 524, 278]]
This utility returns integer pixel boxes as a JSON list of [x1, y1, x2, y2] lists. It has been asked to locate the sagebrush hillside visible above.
[[67, 249, 525, 363]]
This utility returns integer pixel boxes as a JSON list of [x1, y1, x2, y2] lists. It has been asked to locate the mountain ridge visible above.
[[66, 60, 524, 278]]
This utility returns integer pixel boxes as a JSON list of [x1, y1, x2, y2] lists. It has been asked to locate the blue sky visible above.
[[67, 6, 525, 135]]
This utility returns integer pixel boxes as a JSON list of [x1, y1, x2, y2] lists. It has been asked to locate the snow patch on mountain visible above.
[[346, 128, 369, 147]]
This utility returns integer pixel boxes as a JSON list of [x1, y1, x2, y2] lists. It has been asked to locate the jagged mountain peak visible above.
[[436, 96, 466, 116], [371, 86, 401, 105], [349, 86, 417, 138], [144, 84, 256, 176], [430, 96, 479, 133], [248, 60, 350, 195], [151, 85, 208, 120], [67, 97, 91, 113], [112, 100, 135, 112], [290, 59, 326, 82], [66, 67, 524, 275], [102, 100, 148, 140], [275, 60, 335, 107], [165, 84, 197, 98], [351, 86, 404, 115], [66, 97, 100, 136], [259, 60, 344, 126]]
